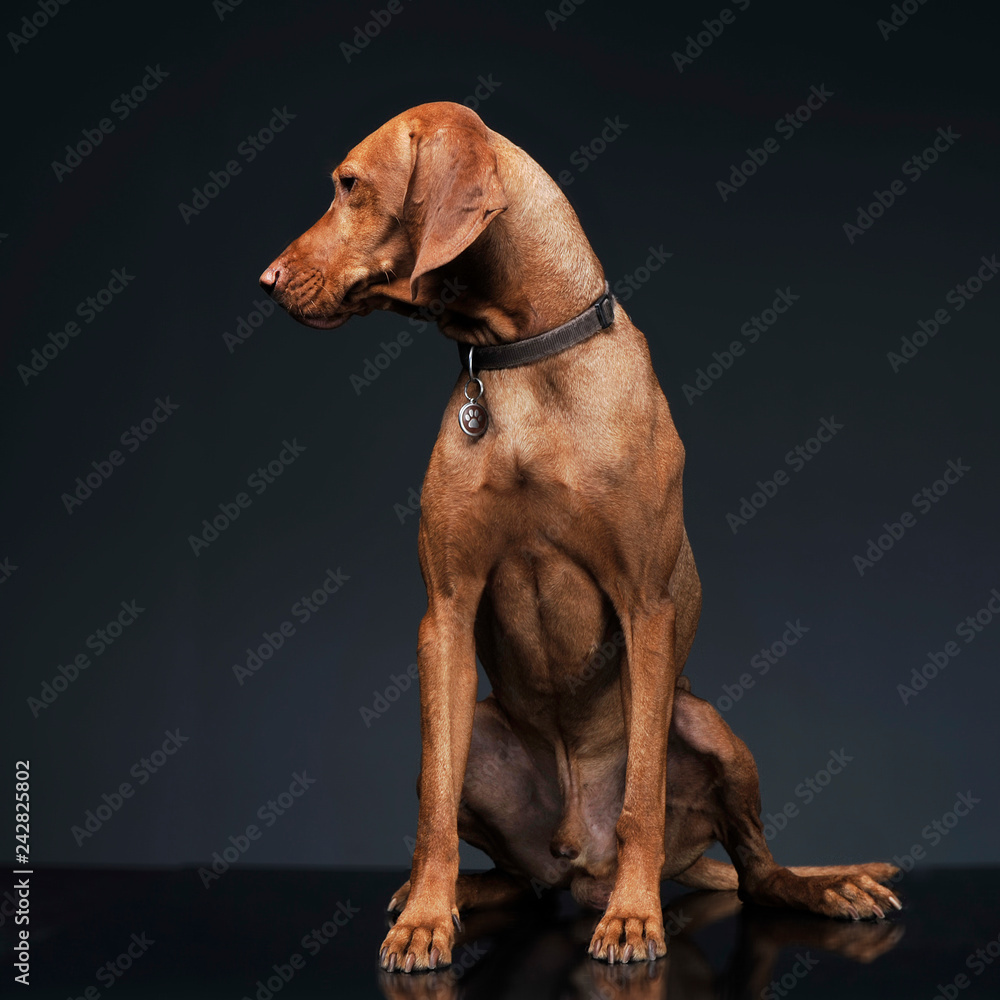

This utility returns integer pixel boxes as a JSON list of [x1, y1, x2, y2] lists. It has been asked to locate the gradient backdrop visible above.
[[3, 0, 997, 878]]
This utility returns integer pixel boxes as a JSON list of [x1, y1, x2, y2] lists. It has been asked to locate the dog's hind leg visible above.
[[669, 688, 901, 920], [387, 869, 533, 916], [387, 694, 561, 919], [672, 855, 739, 890]]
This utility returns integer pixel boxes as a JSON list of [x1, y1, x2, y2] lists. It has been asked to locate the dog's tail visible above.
[[672, 855, 739, 891]]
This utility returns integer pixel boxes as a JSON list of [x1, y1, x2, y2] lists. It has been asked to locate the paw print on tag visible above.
[[458, 401, 488, 438]]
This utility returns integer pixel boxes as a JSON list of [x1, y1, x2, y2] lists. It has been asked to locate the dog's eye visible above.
[[338, 176, 357, 195]]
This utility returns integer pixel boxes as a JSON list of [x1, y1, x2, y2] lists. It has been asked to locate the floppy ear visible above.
[[403, 126, 507, 300]]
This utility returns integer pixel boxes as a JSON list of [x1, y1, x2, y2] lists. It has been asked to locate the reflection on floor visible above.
[[13, 866, 999, 998]]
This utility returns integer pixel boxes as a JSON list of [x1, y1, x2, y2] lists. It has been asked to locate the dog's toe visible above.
[[387, 879, 411, 915], [379, 911, 455, 973], [589, 902, 666, 963]]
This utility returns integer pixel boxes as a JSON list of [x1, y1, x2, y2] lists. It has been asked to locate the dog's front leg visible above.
[[589, 599, 676, 964], [379, 592, 480, 973]]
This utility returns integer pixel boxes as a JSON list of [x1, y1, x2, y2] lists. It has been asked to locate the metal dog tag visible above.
[[459, 348, 489, 438], [459, 385, 489, 437]]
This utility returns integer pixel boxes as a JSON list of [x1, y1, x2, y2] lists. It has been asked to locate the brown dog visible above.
[[259, 102, 900, 973]]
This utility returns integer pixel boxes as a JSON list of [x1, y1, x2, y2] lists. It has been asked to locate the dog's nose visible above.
[[259, 265, 280, 295]]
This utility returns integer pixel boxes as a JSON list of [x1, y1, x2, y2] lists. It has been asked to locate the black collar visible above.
[[456, 282, 616, 370]]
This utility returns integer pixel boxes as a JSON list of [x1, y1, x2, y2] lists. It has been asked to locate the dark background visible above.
[[3, 0, 997, 881]]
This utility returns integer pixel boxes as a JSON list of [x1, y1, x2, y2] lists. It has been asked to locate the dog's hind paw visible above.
[[387, 879, 411, 914], [749, 865, 902, 920]]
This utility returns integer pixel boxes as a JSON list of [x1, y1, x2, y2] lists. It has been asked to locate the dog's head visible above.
[[259, 102, 508, 329]]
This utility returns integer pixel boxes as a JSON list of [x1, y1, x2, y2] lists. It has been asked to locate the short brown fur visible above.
[[260, 103, 900, 973]]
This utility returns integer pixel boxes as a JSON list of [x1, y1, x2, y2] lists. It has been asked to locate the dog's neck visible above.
[[410, 141, 609, 348]]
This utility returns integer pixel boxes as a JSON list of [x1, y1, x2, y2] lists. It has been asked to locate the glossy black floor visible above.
[[13, 866, 1000, 998]]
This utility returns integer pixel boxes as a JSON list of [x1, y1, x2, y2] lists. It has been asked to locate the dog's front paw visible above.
[[379, 903, 460, 973], [588, 896, 666, 964]]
